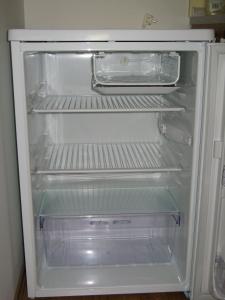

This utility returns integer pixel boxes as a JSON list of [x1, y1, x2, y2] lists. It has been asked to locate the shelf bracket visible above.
[[39, 216, 45, 230], [172, 214, 181, 226]]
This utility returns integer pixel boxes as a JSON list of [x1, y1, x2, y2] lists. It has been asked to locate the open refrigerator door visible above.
[[191, 43, 225, 300]]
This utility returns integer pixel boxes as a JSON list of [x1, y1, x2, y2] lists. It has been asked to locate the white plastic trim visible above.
[[11, 42, 37, 298], [191, 44, 225, 300], [8, 29, 214, 42]]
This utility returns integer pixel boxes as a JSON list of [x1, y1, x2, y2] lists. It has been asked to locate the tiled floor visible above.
[[18, 275, 186, 300]]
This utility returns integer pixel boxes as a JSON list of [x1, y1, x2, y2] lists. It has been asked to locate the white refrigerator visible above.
[[9, 29, 225, 299]]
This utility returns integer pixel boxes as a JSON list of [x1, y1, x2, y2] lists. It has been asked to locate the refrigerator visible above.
[[8, 29, 225, 299]]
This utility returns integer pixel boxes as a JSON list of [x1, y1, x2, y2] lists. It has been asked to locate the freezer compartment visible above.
[[92, 52, 180, 86], [41, 213, 179, 267], [24, 50, 197, 98]]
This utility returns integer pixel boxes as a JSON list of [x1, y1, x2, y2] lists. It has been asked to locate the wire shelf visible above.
[[35, 142, 182, 174], [31, 94, 184, 113]]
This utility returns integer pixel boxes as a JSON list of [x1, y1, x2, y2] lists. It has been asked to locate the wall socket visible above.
[[142, 13, 159, 29]]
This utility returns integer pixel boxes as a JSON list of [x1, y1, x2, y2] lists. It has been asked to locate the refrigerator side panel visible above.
[[11, 42, 36, 298], [192, 43, 225, 300]]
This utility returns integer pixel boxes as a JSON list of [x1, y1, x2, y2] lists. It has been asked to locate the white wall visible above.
[[0, 0, 24, 299], [24, 0, 190, 29]]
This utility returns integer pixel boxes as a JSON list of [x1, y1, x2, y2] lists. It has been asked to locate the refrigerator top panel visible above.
[[8, 29, 214, 42]]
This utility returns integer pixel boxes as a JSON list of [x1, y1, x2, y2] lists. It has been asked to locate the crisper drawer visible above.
[[41, 213, 180, 267]]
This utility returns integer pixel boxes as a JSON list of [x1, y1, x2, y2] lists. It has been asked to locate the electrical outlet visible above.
[[142, 13, 159, 29]]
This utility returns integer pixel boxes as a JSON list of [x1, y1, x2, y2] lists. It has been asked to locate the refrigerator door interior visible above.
[[192, 43, 225, 300], [11, 40, 206, 298]]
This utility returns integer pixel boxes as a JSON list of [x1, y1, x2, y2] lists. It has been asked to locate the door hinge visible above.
[[213, 140, 223, 159]]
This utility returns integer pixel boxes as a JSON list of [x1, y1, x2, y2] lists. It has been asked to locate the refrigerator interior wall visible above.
[[24, 50, 198, 290]]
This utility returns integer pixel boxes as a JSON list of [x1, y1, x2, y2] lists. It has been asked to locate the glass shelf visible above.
[[37, 186, 179, 217]]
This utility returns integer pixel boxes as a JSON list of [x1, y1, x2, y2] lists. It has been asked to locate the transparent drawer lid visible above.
[[37, 187, 179, 217], [92, 52, 181, 86]]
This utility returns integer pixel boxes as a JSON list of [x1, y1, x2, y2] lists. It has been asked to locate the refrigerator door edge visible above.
[[191, 43, 225, 300], [11, 41, 37, 298]]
